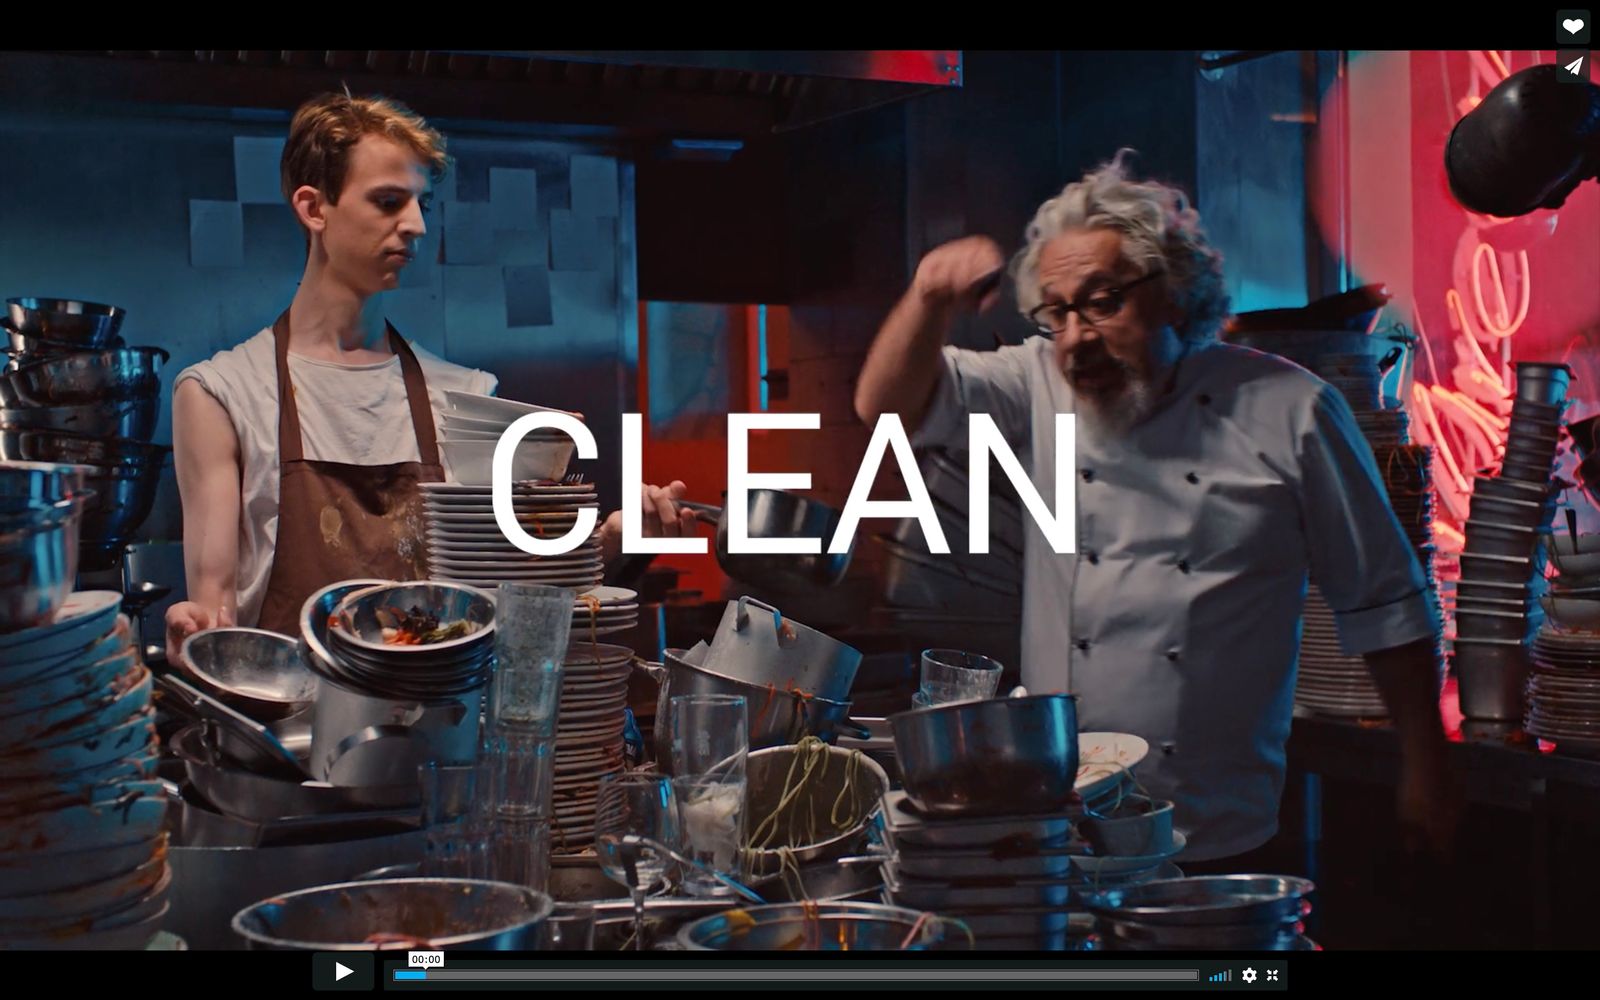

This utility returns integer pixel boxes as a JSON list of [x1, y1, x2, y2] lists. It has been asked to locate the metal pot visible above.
[[639, 649, 869, 772], [231, 878, 553, 951], [0, 346, 169, 408], [743, 743, 890, 882], [170, 724, 416, 822], [890, 694, 1080, 818], [308, 673, 483, 787], [702, 596, 863, 701], [683, 488, 852, 589]]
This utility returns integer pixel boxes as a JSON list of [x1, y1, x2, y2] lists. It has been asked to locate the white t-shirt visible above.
[[175, 328, 497, 628], [915, 337, 1438, 861]]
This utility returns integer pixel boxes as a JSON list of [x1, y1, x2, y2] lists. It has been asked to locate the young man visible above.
[[166, 93, 691, 661]]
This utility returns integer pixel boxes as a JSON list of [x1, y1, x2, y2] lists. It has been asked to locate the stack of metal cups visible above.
[[482, 583, 574, 893], [1454, 361, 1571, 722]]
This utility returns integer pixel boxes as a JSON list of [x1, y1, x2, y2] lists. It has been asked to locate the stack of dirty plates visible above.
[[0, 591, 169, 949], [422, 481, 603, 591], [1526, 628, 1600, 756], [569, 586, 640, 641], [551, 641, 634, 852]]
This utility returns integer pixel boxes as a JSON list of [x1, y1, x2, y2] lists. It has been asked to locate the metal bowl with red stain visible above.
[[889, 694, 1079, 818]]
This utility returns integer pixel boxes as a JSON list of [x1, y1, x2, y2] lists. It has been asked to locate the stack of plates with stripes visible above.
[[1527, 628, 1600, 756], [569, 586, 640, 641], [551, 641, 634, 852], [0, 591, 169, 950], [422, 481, 604, 590]]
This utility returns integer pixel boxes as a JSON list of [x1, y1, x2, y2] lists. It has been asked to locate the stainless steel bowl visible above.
[[0, 429, 169, 468], [890, 694, 1080, 818], [0, 460, 92, 502], [0, 496, 84, 631], [0, 346, 169, 408], [298, 579, 391, 681], [677, 901, 973, 951], [231, 878, 553, 951], [0, 396, 160, 442], [1079, 874, 1315, 926], [331, 582, 496, 658], [180, 627, 319, 719], [5, 298, 125, 346], [4, 324, 126, 363], [79, 460, 165, 547]]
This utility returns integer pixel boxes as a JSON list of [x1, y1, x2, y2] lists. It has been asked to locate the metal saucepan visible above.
[[702, 595, 863, 701], [639, 649, 870, 772], [681, 488, 852, 589], [890, 694, 1080, 818], [0, 346, 169, 408], [170, 724, 416, 822]]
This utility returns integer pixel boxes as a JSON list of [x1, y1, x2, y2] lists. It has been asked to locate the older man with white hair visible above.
[[856, 151, 1459, 870]]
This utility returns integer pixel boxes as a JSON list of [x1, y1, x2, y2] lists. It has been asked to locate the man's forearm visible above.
[[854, 290, 953, 428], [1362, 637, 1449, 756]]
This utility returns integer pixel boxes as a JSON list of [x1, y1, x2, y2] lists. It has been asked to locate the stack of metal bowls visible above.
[[301, 581, 495, 787], [0, 461, 93, 631], [1454, 361, 1570, 722], [1080, 875, 1315, 951], [0, 298, 169, 571]]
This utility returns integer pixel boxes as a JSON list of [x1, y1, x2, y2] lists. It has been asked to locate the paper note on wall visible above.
[[570, 155, 619, 217], [189, 200, 244, 268], [444, 201, 495, 265], [550, 210, 598, 271], [233, 137, 286, 204], [503, 265, 554, 328], [490, 167, 538, 229]]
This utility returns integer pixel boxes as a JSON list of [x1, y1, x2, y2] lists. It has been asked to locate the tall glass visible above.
[[669, 694, 748, 897]]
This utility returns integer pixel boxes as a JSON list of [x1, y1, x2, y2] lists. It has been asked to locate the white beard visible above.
[[1074, 377, 1155, 438]]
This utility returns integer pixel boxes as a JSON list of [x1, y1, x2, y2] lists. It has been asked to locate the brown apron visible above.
[[255, 311, 443, 635]]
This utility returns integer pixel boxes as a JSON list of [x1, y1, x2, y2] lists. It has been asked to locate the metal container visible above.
[[884, 868, 1074, 909], [744, 743, 890, 881], [231, 878, 553, 951], [1079, 874, 1314, 926], [180, 627, 318, 720], [1098, 916, 1300, 950], [0, 496, 83, 631], [4, 326, 124, 362], [1512, 362, 1571, 406], [875, 789, 1079, 850], [0, 347, 168, 408], [1453, 645, 1531, 721], [0, 460, 92, 502], [677, 901, 974, 951], [5, 298, 125, 346], [702, 596, 863, 702], [309, 673, 483, 787], [640, 650, 867, 772], [683, 488, 853, 589], [0, 398, 160, 450], [0, 429, 168, 469], [757, 860, 886, 904], [170, 725, 416, 822], [890, 694, 1079, 818]]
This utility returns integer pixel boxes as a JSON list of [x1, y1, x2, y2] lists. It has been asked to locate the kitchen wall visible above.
[[0, 107, 637, 544]]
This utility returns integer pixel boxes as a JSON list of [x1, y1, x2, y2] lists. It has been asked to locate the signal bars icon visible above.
[[1210, 970, 1233, 983]]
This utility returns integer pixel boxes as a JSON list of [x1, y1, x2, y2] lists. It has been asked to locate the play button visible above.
[[314, 953, 374, 991]]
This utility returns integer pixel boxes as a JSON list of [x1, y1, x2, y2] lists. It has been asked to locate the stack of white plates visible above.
[[550, 641, 634, 851], [422, 482, 604, 591], [570, 586, 640, 641], [1527, 628, 1600, 755], [0, 591, 170, 950], [1312, 354, 1384, 413], [439, 390, 581, 486]]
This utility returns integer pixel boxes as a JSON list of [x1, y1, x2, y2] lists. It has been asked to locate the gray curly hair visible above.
[[1012, 149, 1230, 342]]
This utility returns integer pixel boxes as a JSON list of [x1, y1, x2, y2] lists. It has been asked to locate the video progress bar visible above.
[[395, 970, 1200, 983]]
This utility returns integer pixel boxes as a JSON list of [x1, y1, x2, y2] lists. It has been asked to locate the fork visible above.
[[562, 472, 587, 485]]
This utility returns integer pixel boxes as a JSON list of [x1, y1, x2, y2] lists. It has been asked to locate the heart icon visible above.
[[1565, 17, 1585, 33]]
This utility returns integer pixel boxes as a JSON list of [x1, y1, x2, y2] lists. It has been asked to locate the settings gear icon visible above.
[[1242, 968, 1258, 984]]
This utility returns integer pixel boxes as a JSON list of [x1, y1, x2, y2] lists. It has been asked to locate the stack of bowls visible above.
[[0, 298, 170, 571], [301, 581, 495, 787], [0, 590, 169, 949], [438, 390, 579, 487], [1080, 875, 1315, 951], [1454, 362, 1570, 722], [1541, 532, 1600, 629]]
